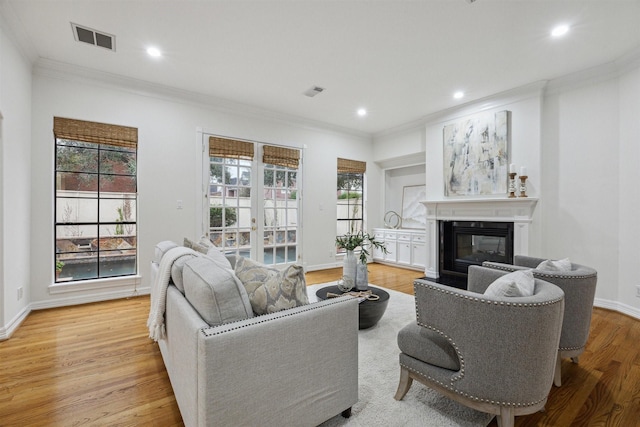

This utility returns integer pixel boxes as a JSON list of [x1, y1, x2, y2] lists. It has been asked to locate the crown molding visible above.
[[33, 58, 371, 140]]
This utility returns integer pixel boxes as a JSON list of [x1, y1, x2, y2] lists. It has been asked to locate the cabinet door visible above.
[[412, 242, 426, 268], [384, 240, 397, 263], [397, 241, 411, 265]]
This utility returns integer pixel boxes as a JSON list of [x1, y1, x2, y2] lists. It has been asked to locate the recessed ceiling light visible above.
[[551, 24, 570, 38], [357, 108, 367, 117], [147, 47, 162, 57], [453, 91, 464, 99]]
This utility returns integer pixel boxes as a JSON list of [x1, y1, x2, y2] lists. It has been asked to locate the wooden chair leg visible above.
[[554, 353, 562, 387], [497, 407, 515, 427], [394, 366, 413, 401]]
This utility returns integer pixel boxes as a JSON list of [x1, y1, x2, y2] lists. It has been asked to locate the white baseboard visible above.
[[0, 305, 31, 341], [594, 297, 640, 320], [0, 287, 150, 341]]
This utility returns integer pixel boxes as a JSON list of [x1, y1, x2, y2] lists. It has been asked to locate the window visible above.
[[336, 158, 366, 252], [206, 135, 301, 266], [54, 117, 137, 282]]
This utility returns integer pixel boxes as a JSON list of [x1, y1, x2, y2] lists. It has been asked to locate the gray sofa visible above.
[[150, 240, 359, 427]]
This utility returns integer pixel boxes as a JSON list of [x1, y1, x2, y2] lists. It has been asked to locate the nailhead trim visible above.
[[200, 297, 353, 337], [485, 263, 597, 280], [400, 362, 547, 408], [413, 281, 565, 307]]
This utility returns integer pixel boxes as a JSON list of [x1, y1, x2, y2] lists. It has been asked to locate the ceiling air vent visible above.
[[304, 86, 325, 97], [71, 23, 116, 51]]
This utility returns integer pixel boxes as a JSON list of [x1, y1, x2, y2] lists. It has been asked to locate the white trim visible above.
[[594, 298, 640, 321], [0, 305, 30, 341], [49, 274, 142, 294], [32, 287, 149, 311]]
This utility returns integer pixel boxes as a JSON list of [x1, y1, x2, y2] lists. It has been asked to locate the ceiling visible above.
[[3, 0, 640, 135]]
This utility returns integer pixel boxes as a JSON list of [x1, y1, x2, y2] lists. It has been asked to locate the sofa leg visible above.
[[394, 366, 413, 401], [341, 407, 352, 418]]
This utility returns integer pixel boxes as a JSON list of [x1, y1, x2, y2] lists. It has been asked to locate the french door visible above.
[[202, 134, 301, 266]]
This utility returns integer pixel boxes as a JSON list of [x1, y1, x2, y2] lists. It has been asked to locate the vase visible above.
[[355, 263, 369, 291], [343, 250, 357, 286]]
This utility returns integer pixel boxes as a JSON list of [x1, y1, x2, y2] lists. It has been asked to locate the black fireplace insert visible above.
[[439, 220, 514, 289]]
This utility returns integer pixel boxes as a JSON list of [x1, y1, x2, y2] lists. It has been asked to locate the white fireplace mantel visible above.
[[420, 198, 539, 279]]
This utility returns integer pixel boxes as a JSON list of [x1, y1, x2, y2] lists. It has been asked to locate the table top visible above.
[[315, 284, 390, 304]]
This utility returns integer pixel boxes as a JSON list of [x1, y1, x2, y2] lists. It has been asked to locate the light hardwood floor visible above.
[[1, 263, 638, 426]]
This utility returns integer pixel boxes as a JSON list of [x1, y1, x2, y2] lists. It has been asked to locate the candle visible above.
[[520, 166, 527, 176], [509, 164, 516, 173]]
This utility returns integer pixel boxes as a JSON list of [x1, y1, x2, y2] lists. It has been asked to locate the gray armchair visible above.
[[395, 266, 565, 427], [483, 255, 597, 386]]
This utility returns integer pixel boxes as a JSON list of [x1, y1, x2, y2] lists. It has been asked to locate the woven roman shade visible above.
[[54, 117, 137, 149], [209, 136, 254, 160], [263, 145, 300, 169], [337, 158, 366, 174]]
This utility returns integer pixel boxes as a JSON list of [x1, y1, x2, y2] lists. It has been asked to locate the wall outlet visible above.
[[17, 287, 23, 300], [636, 285, 640, 298]]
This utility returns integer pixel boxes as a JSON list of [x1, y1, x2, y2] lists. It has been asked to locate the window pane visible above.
[[57, 172, 98, 193], [57, 254, 98, 281], [56, 198, 97, 223], [56, 145, 98, 173], [237, 207, 251, 228], [99, 175, 137, 194], [287, 171, 297, 188], [287, 246, 296, 263], [99, 199, 137, 224], [100, 150, 136, 175], [99, 251, 136, 277]]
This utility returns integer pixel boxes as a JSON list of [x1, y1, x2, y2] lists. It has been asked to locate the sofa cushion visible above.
[[537, 258, 572, 272], [234, 257, 309, 315], [183, 237, 210, 254], [484, 269, 535, 298], [154, 240, 178, 264], [182, 257, 253, 326], [170, 253, 197, 293]]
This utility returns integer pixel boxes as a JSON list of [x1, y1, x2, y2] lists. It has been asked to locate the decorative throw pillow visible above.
[[183, 237, 209, 254], [205, 246, 233, 270], [234, 257, 309, 315], [484, 270, 535, 298], [537, 258, 572, 272], [182, 257, 253, 326]]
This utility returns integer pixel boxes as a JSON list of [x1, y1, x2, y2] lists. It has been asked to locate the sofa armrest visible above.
[[197, 297, 360, 426]]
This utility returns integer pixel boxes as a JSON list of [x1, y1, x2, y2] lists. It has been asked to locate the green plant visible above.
[[335, 231, 388, 264], [56, 260, 65, 272], [210, 206, 237, 228]]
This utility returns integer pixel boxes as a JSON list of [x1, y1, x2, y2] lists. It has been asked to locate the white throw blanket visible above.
[[147, 246, 200, 341]]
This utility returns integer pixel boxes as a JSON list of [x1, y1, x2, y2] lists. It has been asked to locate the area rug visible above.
[[307, 283, 493, 427]]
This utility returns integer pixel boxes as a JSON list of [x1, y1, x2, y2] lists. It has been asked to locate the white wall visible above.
[[0, 20, 32, 335], [542, 63, 640, 316], [28, 64, 376, 307], [374, 64, 640, 317], [618, 65, 640, 313], [384, 165, 426, 218]]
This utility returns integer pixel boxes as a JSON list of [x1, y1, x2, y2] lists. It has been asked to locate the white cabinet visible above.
[[383, 231, 397, 263], [373, 228, 426, 271]]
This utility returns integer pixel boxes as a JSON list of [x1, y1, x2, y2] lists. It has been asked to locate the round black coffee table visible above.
[[316, 285, 390, 329]]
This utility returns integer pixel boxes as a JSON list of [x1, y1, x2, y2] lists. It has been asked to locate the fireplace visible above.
[[421, 198, 538, 287], [439, 220, 514, 288]]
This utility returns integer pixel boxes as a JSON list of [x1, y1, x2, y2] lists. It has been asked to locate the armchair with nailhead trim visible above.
[[483, 255, 597, 386], [394, 265, 565, 427]]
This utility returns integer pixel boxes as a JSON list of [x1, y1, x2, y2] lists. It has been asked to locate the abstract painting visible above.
[[443, 110, 510, 196], [401, 185, 427, 229]]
